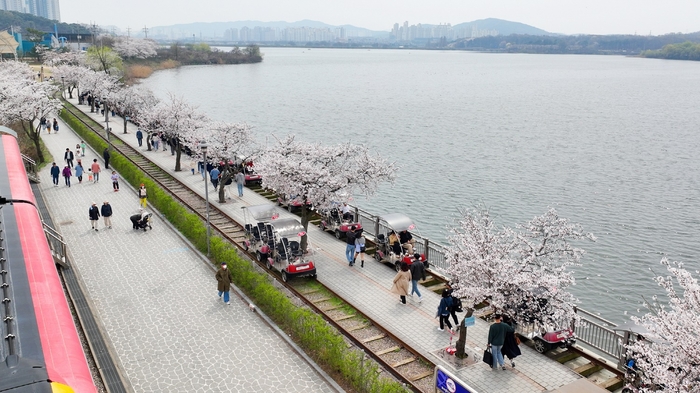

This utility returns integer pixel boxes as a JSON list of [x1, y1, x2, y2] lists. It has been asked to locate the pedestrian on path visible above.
[[88, 202, 100, 231], [101, 201, 113, 229], [64, 148, 74, 167], [345, 225, 357, 266], [75, 161, 84, 183], [138, 184, 147, 208], [75, 143, 81, 157], [111, 171, 120, 192], [152, 134, 160, 151], [52, 118, 59, 133], [487, 314, 514, 370], [50, 163, 59, 186], [136, 129, 143, 147], [210, 167, 220, 190], [235, 171, 245, 197], [91, 159, 101, 182], [409, 253, 426, 302], [103, 148, 111, 169], [354, 229, 366, 268], [80, 141, 86, 156], [444, 284, 460, 326], [501, 315, 521, 368], [216, 262, 232, 305], [61, 165, 72, 187], [391, 262, 411, 305], [437, 289, 454, 331]]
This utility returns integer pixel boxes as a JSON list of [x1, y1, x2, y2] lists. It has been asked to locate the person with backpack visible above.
[[445, 284, 462, 326], [409, 253, 426, 302], [437, 289, 454, 332]]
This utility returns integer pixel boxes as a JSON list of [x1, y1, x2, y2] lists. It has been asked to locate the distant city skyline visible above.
[[60, 0, 699, 36]]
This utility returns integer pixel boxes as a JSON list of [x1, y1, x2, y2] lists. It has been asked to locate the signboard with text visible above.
[[434, 366, 478, 393]]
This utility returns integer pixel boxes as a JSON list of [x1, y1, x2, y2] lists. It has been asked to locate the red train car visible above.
[[0, 133, 96, 393]]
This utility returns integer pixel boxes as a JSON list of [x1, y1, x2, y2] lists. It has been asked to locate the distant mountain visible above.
[[452, 18, 553, 36], [0, 10, 91, 34], [147, 20, 383, 39]]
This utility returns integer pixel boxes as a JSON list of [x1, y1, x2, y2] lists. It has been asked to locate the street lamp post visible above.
[[200, 143, 211, 257], [60, 76, 65, 99], [103, 98, 110, 147]]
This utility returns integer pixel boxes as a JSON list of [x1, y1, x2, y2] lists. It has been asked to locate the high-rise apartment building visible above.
[[0, 0, 61, 21]]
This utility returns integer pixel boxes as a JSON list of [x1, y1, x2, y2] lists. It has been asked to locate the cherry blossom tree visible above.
[[107, 85, 158, 134], [112, 37, 158, 59], [86, 45, 124, 76], [447, 208, 594, 327], [625, 259, 700, 393], [0, 61, 61, 162], [256, 135, 397, 251], [52, 64, 91, 99], [139, 94, 208, 171], [78, 69, 120, 113], [182, 121, 255, 203]]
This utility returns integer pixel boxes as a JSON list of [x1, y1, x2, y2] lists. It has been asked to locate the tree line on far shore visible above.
[[641, 41, 700, 61]]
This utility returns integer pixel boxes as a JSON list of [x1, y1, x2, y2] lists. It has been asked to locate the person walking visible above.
[[216, 262, 232, 305], [111, 171, 120, 192], [52, 118, 59, 133], [88, 202, 100, 231], [136, 129, 143, 147], [409, 253, 426, 302], [390, 262, 411, 305], [64, 148, 74, 168], [235, 171, 245, 197], [101, 201, 113, 229], [80, 141, 86, 156], [437, 289, 454, 331], [75, 144, 81, 157], [487, 314, 515, 370], [61, 165, 72, 187], [138, 184, 147, 208], [152, 133, 160, 151], [501, 315, 521, 368], [354, 229, 366, 267], [345, 225, 357, 266], [209, 166, 220, 190], [103, 148, 111, 169], [50, 162, 59, 186], [91, 159, 101, 182], [75, 161, 84, 184]]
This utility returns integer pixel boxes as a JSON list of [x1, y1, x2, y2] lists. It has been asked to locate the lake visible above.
[[141, 47, 700, 322]]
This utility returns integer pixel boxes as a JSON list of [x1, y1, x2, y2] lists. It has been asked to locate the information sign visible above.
[[463, 316, 476, 327], [434, 366, 478, 393]]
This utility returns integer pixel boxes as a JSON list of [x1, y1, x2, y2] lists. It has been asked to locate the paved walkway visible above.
[[39, 111, 341, 392], [66, 97, 584, 392]]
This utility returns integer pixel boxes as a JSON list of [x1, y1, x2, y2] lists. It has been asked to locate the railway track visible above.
[[61, 103, 438, 392]]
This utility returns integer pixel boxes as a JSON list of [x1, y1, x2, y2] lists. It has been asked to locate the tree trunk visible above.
[[300, 204, 309, 252], [218, 164, 232, 203], [25, 121, 45, 163], [68, 86, 74, 99], [455, 308, 474, 359], [146, 133, 152, 151], [174, 140, 182, 171]]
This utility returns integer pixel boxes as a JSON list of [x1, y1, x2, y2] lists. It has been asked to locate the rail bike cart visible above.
[[318, 206, 362, 239], [259, 218, 317, 282], [277, 194, 312, 212], [614, 322, 663, 393], [508, 286, 576, 354], [373, 213, 428, 271], [242, 203, 280, 253]]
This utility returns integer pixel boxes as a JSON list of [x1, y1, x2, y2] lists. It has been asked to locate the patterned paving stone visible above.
[[38, 116, 339, 393]]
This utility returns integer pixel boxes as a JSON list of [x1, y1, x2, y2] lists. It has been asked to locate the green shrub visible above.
[[60, 101, 410, 393]]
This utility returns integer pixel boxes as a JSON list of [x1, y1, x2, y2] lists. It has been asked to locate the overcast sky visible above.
[[61, 0, 699, 35]]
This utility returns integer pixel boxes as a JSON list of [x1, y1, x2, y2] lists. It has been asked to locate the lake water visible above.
[[141, 48, 700, 323]]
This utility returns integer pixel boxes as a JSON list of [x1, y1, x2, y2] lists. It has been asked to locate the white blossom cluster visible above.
[[446, 207, 595, 328], [625, 258, 700, 393], [112, 37, 158, 59]]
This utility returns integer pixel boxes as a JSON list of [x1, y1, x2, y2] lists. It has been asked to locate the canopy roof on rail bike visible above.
[[379, 213, 416, 232], [242, 204, 280, 222], [270, 218, 306, 237]]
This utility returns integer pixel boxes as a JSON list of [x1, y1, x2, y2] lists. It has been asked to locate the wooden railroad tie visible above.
[[333, 314, 356, 322], [311, 297, 331, 303], [391, 357, 415, 368], [321, 305, 344, 312], [376, 346, 400, 356], [362, 334, 385, 343], [573, 362, 602, 377], [347, 324, 369, 332], [410, 371, 433, 382]]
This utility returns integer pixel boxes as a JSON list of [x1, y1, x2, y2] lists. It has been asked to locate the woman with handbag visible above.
[[390, 262, 411, 305], [501, 315, 522, 368]]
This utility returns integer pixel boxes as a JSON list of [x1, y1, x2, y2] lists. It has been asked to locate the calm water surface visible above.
[[142, 48, 700, 322]]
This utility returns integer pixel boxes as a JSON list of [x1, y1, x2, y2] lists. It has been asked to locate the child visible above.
[[111, 171, 120, 192]]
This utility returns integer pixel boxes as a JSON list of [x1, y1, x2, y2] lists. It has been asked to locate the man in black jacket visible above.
[[409, 253, 426, 302], [64, 148, 74, 167], [345, 226, 357, 266], [103, 148, 111, 169]]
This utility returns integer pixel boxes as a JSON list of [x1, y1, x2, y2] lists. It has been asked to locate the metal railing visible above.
[[574, 307, 625, 364], [43, 222, 68, 268], [21, 153, 40, 183]]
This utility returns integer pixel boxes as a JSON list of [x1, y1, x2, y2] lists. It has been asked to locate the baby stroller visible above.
[[130, 211, 152, 231]]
